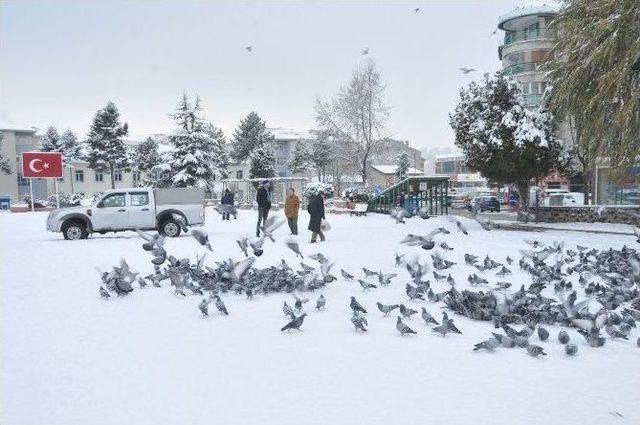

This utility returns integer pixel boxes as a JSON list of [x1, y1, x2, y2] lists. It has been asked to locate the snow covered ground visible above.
[[1, 209, 639, 425]]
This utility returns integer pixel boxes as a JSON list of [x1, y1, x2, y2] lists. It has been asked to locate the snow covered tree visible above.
[[167, 94, 226, 189], [59, 130, 84, 193], [310, 132, 336, 182], [249, 143, 275, 179], [395, 152, 411, 182], [0, 133, 12, 175], [230, 112, 274, 162], [41, 126, 64, 152], [85, 101, 130, 189], [133, 137, 162, 172], [316, 59, 390, 184], [546, 0, 640, 172], [289, 141, 311, 174], [204, 123, 229, 179], [449, 72, 564, 213]]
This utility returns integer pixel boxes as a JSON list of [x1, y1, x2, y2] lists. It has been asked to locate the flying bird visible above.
[[460, 67, 476, 74], [316, 294, 326, 310], [285, 240, 304, 258], [190, 228, 212, 251], [361, 47, 369, 55], [245, 46, 253, 52]]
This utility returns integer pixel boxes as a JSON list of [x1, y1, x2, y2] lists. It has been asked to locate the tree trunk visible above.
[[109, 163, 115, 190], [583, 170, 590, 205], [69, 167, 74, 194], [516, 180, 530, 220]]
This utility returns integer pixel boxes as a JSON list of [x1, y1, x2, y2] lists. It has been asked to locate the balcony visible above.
[[504, 28, 555, 46], [522, 94, 544, 107], [503, 62, 543, 75]]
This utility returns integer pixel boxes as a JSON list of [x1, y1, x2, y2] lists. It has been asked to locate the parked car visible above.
[[46, 187, 205, 240], [468, 196, 501, 213]]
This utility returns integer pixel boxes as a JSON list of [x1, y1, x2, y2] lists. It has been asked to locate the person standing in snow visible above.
[[284, 187, 300, 235], [256, 180, 271, 237], [307, 192, 326, 243], [221, 188, 234, 220]]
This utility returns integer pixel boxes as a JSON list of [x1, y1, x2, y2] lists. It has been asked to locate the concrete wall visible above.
[[536, 206, 640, 225]]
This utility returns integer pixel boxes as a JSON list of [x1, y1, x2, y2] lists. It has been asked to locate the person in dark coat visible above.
[[221, 188, 234, 220], [256, 180, 271, 237], [307, 193, 326, 243]]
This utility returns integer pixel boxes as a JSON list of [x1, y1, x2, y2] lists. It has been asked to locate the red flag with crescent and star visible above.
[[22, 152, 64, 178]]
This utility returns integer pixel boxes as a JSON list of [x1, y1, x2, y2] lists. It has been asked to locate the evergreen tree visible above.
[[41, 126, 64, 152], [310, 132, 336, 181], [60, 130, 83, 162], [395, 152, 411, 182], [449, 72, 564, 213], [204, 123, 230, 179], [86, 101, 130, 189], [167, 94, 225, 189], [133, 137, 162, 172], [249, 143, 276, 179], [0, 134, 12, 175], [289, 141, 311, 173], [230, 111, 274, 162]]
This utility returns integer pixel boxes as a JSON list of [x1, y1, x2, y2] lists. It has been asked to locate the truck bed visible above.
[[154, 188, 205, 205]]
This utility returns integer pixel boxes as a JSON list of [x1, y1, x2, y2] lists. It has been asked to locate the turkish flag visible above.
[[22, 152, 64, 178]]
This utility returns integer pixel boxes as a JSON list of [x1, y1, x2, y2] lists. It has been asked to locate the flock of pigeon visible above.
[[96, 210, 640, 357]]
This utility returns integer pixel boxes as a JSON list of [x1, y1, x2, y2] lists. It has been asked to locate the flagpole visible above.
[[54, 178, 60, 209], [29, 178, 35, 212]]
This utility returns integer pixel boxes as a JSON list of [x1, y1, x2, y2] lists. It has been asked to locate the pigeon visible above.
[[190, 228, 212, 251], [414, 7, 420, 13], [136, 229, 166, 251], [341, 269, 354, 280], [527, 345, 547, 357], [396, 316, 417, 336], [537, 326, 549, 341], [460, 67, 476, 74], [351, 311, 368, 332], [394, 253, 405, 267], [391, 207, 411, 224], [474, 337, 500, 352], [358, 279, 377, 290], [399, 304, 418, 319], [605, 325, 628, 340], [285, 240, 304, 258], [439, 242, 454, 251], [315, 294, 326, 310], [350, 296, 367, 314], [293, 294, 309, 311], [421, 307, 439, 325], [377, 302, 399, 316], [249, 237, 265, 257], [213, 295, 229, 315], [99, 286, 110, 299], [558, 331, 570, 344], [361, 47, 369, 55], [282, 301, 296, 319], [198, 298, 210, 316], [406, 284, 425, 301], [378, 272, 397, 286], [171, 213, 189, 232], [362, 268, 378, 278], [281, 313, 307, 332], [137, 277, 147, 289], [447, 216, 468, 234], [236, 238, 249, 257], [245, 46, 253, 52], [565, 343, 578, 356]]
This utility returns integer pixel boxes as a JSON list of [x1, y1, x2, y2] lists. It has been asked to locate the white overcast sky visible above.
[[0, 0, 526, 149]]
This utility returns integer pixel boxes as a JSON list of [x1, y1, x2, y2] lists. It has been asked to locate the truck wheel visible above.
[[160, 219, 181, 237], [62, 221, 88, 240]]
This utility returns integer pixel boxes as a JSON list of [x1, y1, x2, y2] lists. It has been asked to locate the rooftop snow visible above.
[[0, 119, 38, 133], [498, 1, 560, 28], [371, 165, 423, 175]]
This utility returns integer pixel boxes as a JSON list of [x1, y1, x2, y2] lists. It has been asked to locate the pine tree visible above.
[[0, 133, 12, 175], [133, 137, 162, 172], [60, 130, 83, 162], [310, 132, 336, 181], [41, 126, 64, 152], [204, 123, 230, 179], [289, 141, 311, 174], [249, 143, 276, 179], [167, 94, 226, 189], [395, 152, 411, 182], [230, 112, 274, 162], [86, 101, 130, 189], [449, 72, 565, 213]]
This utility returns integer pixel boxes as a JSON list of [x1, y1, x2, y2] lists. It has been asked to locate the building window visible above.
[[130, 192, 149, 206], [17, 172, 29, 186], [132, 171, 141, 183], [95, 172, 104, 182], [236, 170, 243, 179], [75, 170, 84, 182], [57, 176, 64, 182], [114, 170, 122, 182]]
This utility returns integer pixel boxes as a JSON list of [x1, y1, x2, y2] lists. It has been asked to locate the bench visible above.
[[350, 203, 368, 216]]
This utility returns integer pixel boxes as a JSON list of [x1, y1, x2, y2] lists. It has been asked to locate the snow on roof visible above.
[[268, 127, 313, 140], [498, 2, 560, 28], [434, 151, 464, 160], [0, 119, 38, 133], [371, 165, 423, 175]]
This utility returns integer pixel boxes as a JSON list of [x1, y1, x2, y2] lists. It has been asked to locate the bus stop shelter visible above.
[[369, 175, 450, 215]]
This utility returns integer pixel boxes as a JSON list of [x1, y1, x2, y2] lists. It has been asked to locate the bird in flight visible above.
[[460, 67, 476, 74], [245, 46, 253, 53], [361, 47, 369, 55], [414, 7, 421, 13]]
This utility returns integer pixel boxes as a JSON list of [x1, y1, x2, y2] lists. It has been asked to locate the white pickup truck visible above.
[[46, 187, 206, 240]]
